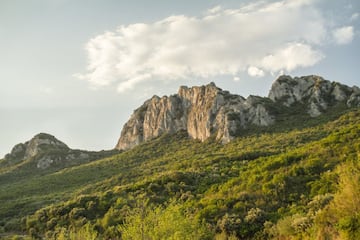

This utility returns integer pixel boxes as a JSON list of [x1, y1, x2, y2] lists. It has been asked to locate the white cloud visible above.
[[261, 43, 324, 72], [77, 0, 329, 92], [332, 26, 354, 45], [248, 66, 265, 77]]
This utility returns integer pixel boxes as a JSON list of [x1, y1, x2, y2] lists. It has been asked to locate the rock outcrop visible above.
[[3, 133, 116, 170], [268, 75, 360, 116], [116, 75, 359, 150], [116, 83, 274, 150], [4, 133, 69, 163]]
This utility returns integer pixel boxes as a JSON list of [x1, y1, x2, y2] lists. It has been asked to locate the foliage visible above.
[[119, 199, 213, 240], [0, 109, 359, 239]]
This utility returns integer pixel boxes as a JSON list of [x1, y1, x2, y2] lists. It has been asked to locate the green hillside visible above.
[[1, 109, 360, 239]]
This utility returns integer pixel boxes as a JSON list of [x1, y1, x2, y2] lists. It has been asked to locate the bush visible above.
[[119, 201, 214, 240]]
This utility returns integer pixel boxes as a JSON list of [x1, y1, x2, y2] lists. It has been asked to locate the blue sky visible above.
[[1, 0, 359, 157]]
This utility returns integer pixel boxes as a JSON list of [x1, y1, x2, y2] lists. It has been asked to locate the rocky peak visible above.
[[268, 75, 359, 116], [2, 133, 116, 170], [178, 82, 220, 100], [116, 75, 359, 150], [116, 82, 274, 150], [4, 133, 68, 163], [24, 133, 69, 159]]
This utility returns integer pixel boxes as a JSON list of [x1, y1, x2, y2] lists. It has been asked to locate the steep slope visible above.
[[14, 109, 360, 240], [116, 75, 360, 150], [1, 75, 359, 239], [0, 134, 118, 236]]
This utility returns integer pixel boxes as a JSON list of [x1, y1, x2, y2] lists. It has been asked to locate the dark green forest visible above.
[[1, 108, 359, 239]]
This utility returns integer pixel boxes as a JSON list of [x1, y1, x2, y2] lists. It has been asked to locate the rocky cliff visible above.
[[116, 82, 275, 150], [2, 133, 116, 170], [269, 75, 360, 116], [116, 75, 360, 150]]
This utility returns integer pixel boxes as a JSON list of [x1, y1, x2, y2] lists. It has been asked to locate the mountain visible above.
[[269, 75, 360, 115], [0, 75, 359, 240], [9, 109, 359, 240], [116, 75, 360, 150], [1, 133, 117, 171]]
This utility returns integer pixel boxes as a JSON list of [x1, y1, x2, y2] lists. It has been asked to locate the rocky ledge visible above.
[[116, 75, 360, 150]]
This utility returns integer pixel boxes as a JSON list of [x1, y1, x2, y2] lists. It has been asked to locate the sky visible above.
[[1, 0, 359, 157]]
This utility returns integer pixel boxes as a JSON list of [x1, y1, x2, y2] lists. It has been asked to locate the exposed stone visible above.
[[116, 75, 359, 150], [37, 156, 55, 169], [4, 143, 27, 164], [268, 75, 358, 117], [24, 133, 69, 159], [2, 133, 116, 170], [347, 86, 360, 107], [332, 83, 349, 101], [116, 83, 274, 150], [4, 133, 68, 162]]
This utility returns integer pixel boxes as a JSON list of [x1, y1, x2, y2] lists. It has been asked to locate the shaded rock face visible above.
[[116, 83, 274, 150], [116, 75, 359, 150], [268, 75, 360, 116]]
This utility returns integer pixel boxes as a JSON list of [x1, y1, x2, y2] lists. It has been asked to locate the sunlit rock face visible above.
[[5, 133, 68, 161], [3, 133, 115, 170], [24, 133, 69, 159], [268, 75, 359, 117], [4, 133, 69, 169], [116, 82, 274, 150], [116, 75, 360, 150]]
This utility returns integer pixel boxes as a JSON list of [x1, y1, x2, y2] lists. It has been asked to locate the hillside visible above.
[[0, 75, 359, 239]]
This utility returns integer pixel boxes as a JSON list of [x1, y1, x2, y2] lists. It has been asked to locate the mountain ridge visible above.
[[7, 109, 360, 240], [0, 75, 359, 239], [116, 75, 360, 150], [3, 74, 359, 160]]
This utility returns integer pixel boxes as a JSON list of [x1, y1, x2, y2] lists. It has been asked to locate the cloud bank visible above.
[[77, 0, 355, 92]]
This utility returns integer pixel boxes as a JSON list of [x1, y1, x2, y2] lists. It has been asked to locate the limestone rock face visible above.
[[5, 133, 69, 162], [116, 75, 359, 150], [3, 133, 115, 170], [116, 83, 274, 150], [268, 75, 359, 117], [24, 133, 69, 159], [348, 87, 360, 107]]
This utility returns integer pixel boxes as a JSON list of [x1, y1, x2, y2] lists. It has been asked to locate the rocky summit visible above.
[[116, 82, 274, 150], [269, 75, 360, 116], [4, 133, 69, 166], [116, 75, 360, 150], [3, 133, 116, 170]]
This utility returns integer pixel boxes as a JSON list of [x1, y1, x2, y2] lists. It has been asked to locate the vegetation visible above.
[[0, 108, 359, 239]]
